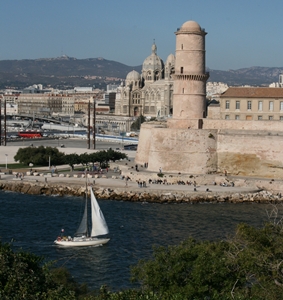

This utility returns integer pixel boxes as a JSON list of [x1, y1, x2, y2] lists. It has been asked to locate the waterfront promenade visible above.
[[0, 144, 280, 196]]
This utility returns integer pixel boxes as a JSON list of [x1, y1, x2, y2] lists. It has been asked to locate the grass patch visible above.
[[0, 163, 44, 169]]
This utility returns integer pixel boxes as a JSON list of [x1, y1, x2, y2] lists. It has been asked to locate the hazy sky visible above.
[[1, 0, 282, 70]]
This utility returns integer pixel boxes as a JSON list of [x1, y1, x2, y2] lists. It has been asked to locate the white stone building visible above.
[[115, 43, 175, 118]]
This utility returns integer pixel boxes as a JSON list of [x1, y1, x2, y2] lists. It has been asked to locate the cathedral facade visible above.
[[115, 43, 175, 118]]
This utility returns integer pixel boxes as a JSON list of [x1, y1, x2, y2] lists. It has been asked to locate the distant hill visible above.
[[0, 56, 142, 90], [0, 56, 282, 89], [207, 66, 283, 86]]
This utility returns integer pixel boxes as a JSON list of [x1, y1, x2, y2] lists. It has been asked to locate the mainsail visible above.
[[74, 195, 89, 237], [90, 188, 109, 237]]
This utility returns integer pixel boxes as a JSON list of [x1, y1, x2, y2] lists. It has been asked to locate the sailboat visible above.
[[54, 187, 110, 247]]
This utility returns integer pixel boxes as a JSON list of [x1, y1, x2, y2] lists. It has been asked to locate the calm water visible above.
[[0, 191, 274, 291]]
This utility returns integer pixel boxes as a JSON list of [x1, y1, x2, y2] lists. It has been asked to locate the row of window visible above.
[[225, 100, 283, 111], [224, 115, 283, 120]]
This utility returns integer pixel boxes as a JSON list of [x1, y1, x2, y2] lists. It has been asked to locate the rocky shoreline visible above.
[[0, 181, 282, 204]]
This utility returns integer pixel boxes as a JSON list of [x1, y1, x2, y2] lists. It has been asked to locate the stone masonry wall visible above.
[[136, 124, 218, 174]]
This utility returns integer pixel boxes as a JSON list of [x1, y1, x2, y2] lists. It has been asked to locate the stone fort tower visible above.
[[169, 20, 209, 129], [136, 20, 283, 177]]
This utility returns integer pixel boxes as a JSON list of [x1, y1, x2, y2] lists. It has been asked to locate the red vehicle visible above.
[[18, 131, 43, 138]]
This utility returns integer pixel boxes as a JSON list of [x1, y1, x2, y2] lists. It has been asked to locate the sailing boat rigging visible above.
[[54, 185, 110, 247]]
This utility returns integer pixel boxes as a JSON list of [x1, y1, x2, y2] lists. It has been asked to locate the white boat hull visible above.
[[54, 237, 110, 247]]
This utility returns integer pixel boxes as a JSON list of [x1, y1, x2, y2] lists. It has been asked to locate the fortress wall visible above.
[[136, 124, 217, 174], [136, 121, 283, 178], [203, 119, 283, 132], [217, 131, 283, 178], [135, 123, 157, 165], [167, 118, 283, 132], [167, 118, 201, 129]]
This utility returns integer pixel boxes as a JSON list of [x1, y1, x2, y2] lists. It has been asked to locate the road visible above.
[[6, 137, 125, 150]]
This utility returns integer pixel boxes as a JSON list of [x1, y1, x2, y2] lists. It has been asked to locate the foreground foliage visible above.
[[0, 242, 86, 299], [129, 222, 283, 300]]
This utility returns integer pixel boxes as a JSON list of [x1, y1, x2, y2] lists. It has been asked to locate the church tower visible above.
[[170, 20, 209, 127]]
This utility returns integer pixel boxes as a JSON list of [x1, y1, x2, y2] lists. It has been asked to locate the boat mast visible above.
[[85, 170, 90, 237]]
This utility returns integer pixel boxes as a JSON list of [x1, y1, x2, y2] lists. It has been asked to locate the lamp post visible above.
[[5, 154, 8, 169]]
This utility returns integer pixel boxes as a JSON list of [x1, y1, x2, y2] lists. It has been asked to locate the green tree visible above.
[[14, 146, 65, 166], [79, 152, 91, 166], [131, 115, 145, 131], [0, 242, 77, 299], [130, 223, 283, 300], [64, 153, 80, 170]]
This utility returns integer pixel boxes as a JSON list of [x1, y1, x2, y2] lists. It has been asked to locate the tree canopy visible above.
[[131, 115, 146, 131], [64, 149, 127, 169], [14, 146, 65, 166], [14, 146, 127, 168], [130, 222, 283, 300], [0, 242, 83, 299]]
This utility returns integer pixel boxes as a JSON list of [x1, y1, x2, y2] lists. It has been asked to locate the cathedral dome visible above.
[[126, 70, 140, 81], [180, 20, 201, 32], [142, 42, 164, 71]]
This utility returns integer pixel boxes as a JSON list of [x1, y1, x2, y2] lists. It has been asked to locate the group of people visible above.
[[136, 180, 147, 188], [123, 176, 131, 187], [14, 172, 24, 179]]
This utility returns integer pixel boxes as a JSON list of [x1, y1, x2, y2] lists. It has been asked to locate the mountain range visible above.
[[0, 56, 282, 90]]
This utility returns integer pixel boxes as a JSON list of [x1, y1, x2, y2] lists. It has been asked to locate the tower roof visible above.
[[181, 20, 201, 32]]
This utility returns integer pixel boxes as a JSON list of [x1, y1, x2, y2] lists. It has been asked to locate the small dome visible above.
[[180, 20, 201, 32], [126, 70, 140, 81], [166, 53, 175, 64]]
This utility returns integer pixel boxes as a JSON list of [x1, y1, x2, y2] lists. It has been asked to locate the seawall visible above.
[[0, 181, 282, 204]]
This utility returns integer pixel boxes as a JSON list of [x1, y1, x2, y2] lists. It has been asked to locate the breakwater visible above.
[[0, 181, 282, 204]]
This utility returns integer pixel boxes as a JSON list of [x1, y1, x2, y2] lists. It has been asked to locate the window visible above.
[[258, 101, 263, 111], [236, 101, 240, 110], [180, 67, 183, 74], [258, 116, 263, 120], [280, 102, 283, 111], [247, 101, 252, 110], [235, 115, 240, 120], [269, 116, 273, 120], [269, 101, 274, 111], [280, 116, 283, 121], [225, 100, 230, 109], [225, 115, 230, 120]]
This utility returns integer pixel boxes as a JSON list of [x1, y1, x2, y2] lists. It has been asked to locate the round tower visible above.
[[172, 20, 209, 121]]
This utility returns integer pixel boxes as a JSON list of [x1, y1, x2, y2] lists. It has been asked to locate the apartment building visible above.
[[17, 94, 74, 116], [218, 87, 283, 121]]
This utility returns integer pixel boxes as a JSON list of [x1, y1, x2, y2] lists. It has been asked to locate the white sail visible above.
[[90, 188, 109, 237], [74, 198, 88, 237]]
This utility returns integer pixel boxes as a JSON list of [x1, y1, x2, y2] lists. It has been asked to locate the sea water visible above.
[[0, 190, 274, 291]]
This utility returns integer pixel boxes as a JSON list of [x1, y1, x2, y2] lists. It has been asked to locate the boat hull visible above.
[[54, 237, 110, 247]]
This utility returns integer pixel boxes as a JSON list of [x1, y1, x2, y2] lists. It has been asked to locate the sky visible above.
[[1, 0, 282, 71]]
